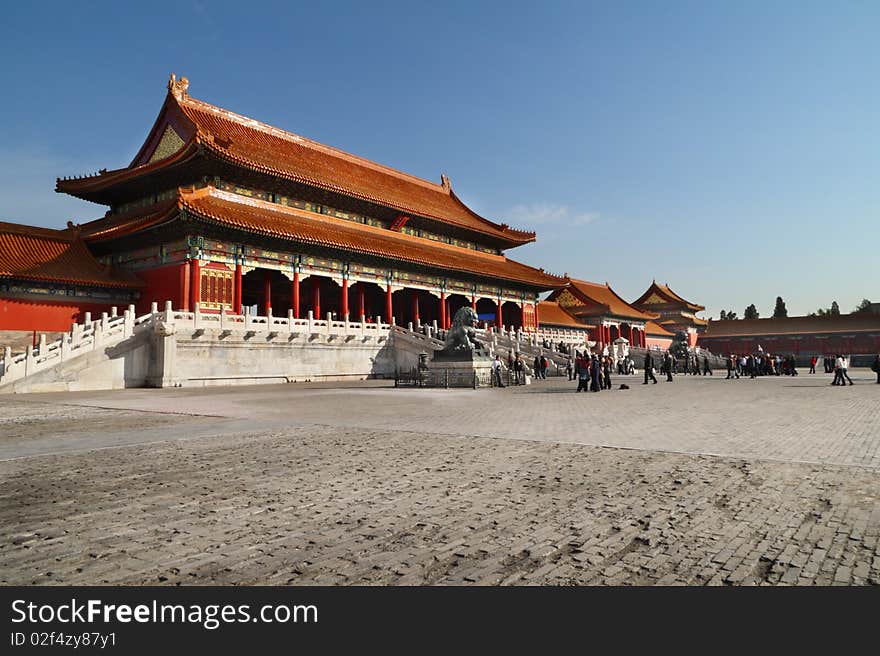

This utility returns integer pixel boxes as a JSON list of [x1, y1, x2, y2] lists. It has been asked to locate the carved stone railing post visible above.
[[307, 310, 314, 333], [151, 302, 159, 315], [60, 333, 71, 361], [193, 303, 201, 330]]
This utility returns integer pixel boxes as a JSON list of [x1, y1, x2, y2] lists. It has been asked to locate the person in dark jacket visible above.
[[664, 351, 674, 381], [872, 354, 880, 384], [644, 351, 658, 384], [703, 355, 712, 376], [590, 355, 601, 392], [603, 356, 612, 390], [726, 354, 736, 379], [576, 355, 590, 392]]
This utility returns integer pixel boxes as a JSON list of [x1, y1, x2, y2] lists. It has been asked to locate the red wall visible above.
[[699, 335, 880, 355], [134, 262, 188, 314], [0, 297, 121, 332]]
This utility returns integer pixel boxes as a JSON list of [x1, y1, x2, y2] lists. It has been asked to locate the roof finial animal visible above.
[[168, 73, 190, 98]]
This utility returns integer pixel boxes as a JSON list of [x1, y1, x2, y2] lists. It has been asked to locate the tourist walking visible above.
[[836, 355, 854, 386], [809, 356, 817, 374], [703, 355, 712, 376], [492, 355, 505, 388], [726, 354, 738, 379], [576, 355, 590, 392], [644, 351, 658, 384], [533, 355, 541, 381], [590, 355, 601, 392], [872, 354, 880, 384], [664, 351, 674, 382], [540, 354, 549, 380], [566, 356, 573, 381], [603, 356, 612, 390]]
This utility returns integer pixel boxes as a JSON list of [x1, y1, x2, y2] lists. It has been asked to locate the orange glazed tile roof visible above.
[[80, 188, 563, 289], [58, 76, 536, 247], [632, 281, 705, 312], [645, 321, 675, 337], [659, 315, 709, 327], [560, 278, 659, 321], [537, 301, 591, 329], [0, 221, 143, 289], [702, 315, 880, 338]]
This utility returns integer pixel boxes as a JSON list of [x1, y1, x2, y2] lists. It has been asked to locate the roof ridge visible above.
[[178, 94, 447, 194], [605, 281, 660, 320], [0, 220, 73, 241]]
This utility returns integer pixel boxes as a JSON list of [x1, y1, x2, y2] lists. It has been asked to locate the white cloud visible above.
[[504, 203, 599, 228]]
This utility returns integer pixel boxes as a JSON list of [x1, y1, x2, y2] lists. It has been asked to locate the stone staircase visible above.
[[0, 302, 402, 393]]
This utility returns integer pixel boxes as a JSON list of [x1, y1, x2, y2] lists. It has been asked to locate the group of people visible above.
[[492, 352, 552, 387], [492, 346, 880, 391], [573, 352, 615, 392], [724, 353, 799, 379]]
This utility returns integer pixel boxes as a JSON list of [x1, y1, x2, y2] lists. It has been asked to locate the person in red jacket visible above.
[[809, 355, 817, 374]]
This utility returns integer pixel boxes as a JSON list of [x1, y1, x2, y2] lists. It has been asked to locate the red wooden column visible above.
[[233, 264, 243, 314], [180, 261, 191, 311], [439, 292, 446, 329], [189, 258, 201, 311], [520, 304, 527, 330], [312, 277, 321, 319], [291, 271, 300, 319], [495, 299, 502, 329], [263, 270, 272, 315], [471, 296, 477, 311], [534, 302, 540, 331], [357, 283, 365, 320], [411, 291, 420, 325], [341, 278, 349, 320], [385, 285, 393, 324]]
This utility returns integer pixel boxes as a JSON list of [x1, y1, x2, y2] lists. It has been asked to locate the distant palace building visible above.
[[631, 281, 708, 347], [2, 75, 564, 333], [699, 314, 880, 357], [545, 278, 661, 348]]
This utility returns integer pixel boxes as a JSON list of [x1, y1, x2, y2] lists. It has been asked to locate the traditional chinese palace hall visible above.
[[2, 75, 566, 333]]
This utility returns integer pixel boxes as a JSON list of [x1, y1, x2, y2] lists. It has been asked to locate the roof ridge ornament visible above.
[[168, 73, 190, 99], [440, 173, 451, 191]]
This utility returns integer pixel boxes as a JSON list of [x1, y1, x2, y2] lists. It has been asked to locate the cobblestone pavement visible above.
[[1, 370, 878, 585]]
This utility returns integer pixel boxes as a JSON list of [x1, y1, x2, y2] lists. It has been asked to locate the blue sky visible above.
[[1, 1, 877, 318]]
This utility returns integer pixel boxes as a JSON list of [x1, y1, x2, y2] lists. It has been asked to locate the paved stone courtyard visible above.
[[1, 369, 878, 585]]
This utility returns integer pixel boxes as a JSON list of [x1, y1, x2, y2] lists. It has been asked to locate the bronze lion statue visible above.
[[434, 306, 485, 357]]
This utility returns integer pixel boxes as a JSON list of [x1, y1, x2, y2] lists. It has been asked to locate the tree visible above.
[[829, 301, 840, 316], [670, 330, 689, 359], [719, 310, 727, 321], [725, 310, 738, 320], [744, 304, 759, 320], [854, 299, 872, 313], [772, 296, 788, 318]]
